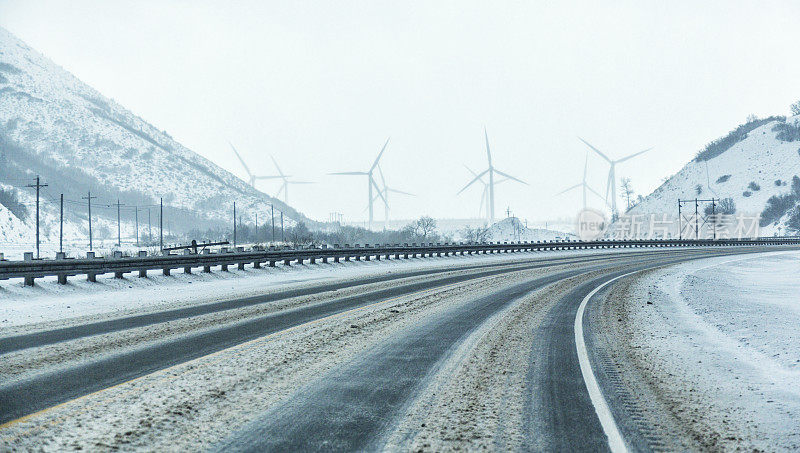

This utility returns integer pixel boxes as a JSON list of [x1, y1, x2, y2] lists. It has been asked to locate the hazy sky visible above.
[[2, 0, 799, 224]]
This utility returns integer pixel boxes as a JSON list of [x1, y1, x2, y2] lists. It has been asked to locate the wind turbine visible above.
[[329, 138, 390, 229], [463, 165, 507, 220], [228, 142, 281, 188], [374, 165, 414, 226], [263, 155, 314, 205], [578, 137, 651, 217], [458, 128, 527, 224], [556, 151, 605, 210]]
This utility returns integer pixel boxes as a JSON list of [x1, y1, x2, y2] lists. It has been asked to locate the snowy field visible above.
[[624, 251, 800, 450]]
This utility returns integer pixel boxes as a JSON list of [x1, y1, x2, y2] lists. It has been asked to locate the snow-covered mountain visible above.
[[627, 115, 800, 237], [0, 27, 313, 250]]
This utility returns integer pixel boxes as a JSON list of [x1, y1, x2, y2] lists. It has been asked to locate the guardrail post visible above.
[[162, 251, 172, 276], [113, 251, 125, 278], [183, 249, 193, 274], [284, 258, 291, 266], [364, 244, 370, 261], [201, 250, 212, 272], [55, 252, 68, 284], [23, 252, 35, 286], [139, 251, 148, 277], [86, 252, 97, 282]]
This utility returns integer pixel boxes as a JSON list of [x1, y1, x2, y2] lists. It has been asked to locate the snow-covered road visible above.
[[1, 246, 797, 451]]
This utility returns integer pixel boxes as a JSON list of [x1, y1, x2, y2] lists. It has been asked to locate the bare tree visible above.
[[620, 177, 635, 210], [461, 225, 491, 243], [792, 100, 800, 116], [413, 216, 438, 240]]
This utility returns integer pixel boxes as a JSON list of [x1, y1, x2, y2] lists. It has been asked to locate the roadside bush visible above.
[[716, 174, 731, 183], [793, 176, 800, 198], [760, 194, 797, 226], [773, 121, 800, 142], [0, 188, 27, 220], [705, 197, 736, 216], [748, 181, 761, 191], [743, 191, 752, 197], [787, 208, 800, 234]]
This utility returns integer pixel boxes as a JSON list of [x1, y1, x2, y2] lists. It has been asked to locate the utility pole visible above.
[[281, 211, 284, 242], [59, 193, 64, 253], [271, 205, 275, 243], [134, 206, 139, 247], [255, 212, 258, 243], [678, 200, 682, 240], [83, 191, 97, 251], [695, 198, 699, 240], [148, 208, 152, 245], [114, 199, 124, 246], [26, 176, 48, 259], [711, 198, 717, 240], [233, 202, 237, 247], [159, 198, 163, 251]]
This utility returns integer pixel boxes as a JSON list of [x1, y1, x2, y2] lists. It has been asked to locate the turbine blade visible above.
[[458, 169, 490, 194], [587, 184, 606, 201], [387, 188, 414, 196], [329, 171, 369, 176], [228, 142, 252, 177], [556, 183, 582, 196], [377, 165, 387, 189], [493, 169, 528, 185], [583, 150, 589, 182], [615, 147, 652, 163], [484, 128, 492, 167], [288, 181, 315, 184], [578, 137, 612, 163], [371, 177, 387, 204], [270, 155, 285, 178], [254, 175, 284, 180], [370, 137, 391, 171]]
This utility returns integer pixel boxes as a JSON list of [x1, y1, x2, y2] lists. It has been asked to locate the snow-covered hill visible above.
[[627, 115, 800, 237], [487, 217, 575, 242], [0, 27, 313, 252]]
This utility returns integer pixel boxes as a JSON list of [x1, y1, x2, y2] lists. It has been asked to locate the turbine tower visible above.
[[264, 155, 314, 205], [556, 151, 605, 210], [228, 142, 281, 188], [578, 137, 651, 217], [458, 129, 527, 224], [329, 138, 390, 229]]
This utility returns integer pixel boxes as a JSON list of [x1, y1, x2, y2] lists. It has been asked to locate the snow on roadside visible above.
[[0, 248, 637, 331], [626, 251, 800, 450]]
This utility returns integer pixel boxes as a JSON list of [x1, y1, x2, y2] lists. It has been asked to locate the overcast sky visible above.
[[2, 0, 799, 225]]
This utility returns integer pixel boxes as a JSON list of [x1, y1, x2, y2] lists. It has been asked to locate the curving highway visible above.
[[0, 246, 793, 451]]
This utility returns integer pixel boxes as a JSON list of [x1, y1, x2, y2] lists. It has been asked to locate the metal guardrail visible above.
[[1, 237, 799, 286]]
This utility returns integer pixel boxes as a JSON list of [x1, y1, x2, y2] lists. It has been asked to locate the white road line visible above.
[[573, 250, 790, 453], [574, 271, 636, 453]]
